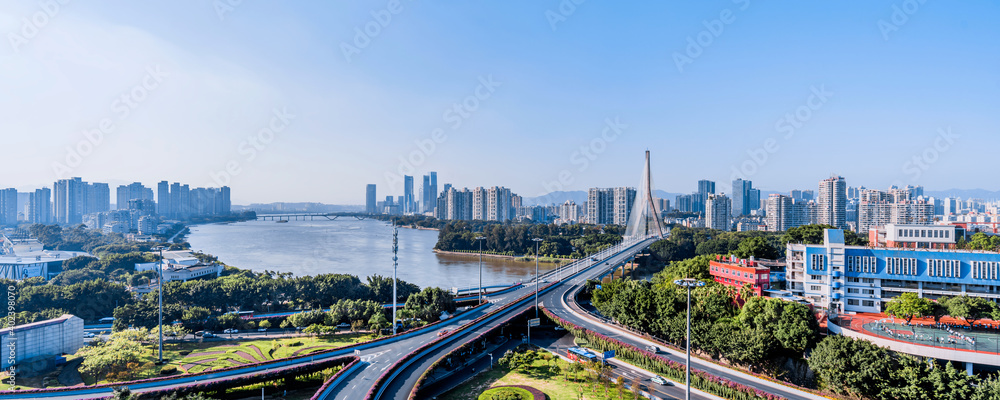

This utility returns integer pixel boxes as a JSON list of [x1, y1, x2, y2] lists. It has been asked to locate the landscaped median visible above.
[[541, 307, 786, 400], [365, 282, 560, 400], [408, 307, 534, 399], [479, 385, 545, 400], [130, 356, 359, 399]]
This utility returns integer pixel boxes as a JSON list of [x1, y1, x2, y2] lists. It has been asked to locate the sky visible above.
[[1, 1, 998, 205]]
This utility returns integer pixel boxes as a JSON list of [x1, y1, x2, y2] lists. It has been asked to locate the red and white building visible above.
[[709, 255, 771, 296]]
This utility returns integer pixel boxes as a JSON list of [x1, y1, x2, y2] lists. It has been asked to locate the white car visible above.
[[651, 376, 670, 386], [223, 329, 238, 334], [83, 332, 95, 338]]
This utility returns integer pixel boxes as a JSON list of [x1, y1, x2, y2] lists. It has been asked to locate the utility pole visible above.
[[154, 245, 166, 364], [476, 236, 486, 304]]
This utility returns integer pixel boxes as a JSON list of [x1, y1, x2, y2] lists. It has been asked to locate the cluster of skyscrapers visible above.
[[365, 172, 438, 216], [0, 178, 231, 233]]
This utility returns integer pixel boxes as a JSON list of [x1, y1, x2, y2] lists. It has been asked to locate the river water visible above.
[[186, 219, 556, 290]]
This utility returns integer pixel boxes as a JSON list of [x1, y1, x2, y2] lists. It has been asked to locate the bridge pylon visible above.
[[624, 150, 666, 239]]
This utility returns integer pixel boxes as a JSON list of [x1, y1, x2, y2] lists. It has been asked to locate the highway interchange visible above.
[[4, 236, 825, 400]]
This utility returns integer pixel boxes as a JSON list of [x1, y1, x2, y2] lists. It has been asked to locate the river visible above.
[[186, 219, 557, 290]]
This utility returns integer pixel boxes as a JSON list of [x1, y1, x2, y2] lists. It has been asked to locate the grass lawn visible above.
[[439, 353, 635, 400]]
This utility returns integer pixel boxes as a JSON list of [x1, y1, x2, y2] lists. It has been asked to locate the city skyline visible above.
[[2, 2, 998, 204]]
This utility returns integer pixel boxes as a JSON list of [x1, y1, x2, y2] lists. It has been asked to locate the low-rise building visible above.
[[0, 314, 84, 371], [868, 223, 959, 249], [709, 255, 771, 296]]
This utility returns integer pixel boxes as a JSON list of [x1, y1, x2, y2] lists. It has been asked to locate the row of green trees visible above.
[[590, 274, 819, 373], [884, 292, 1000, 326], [435, 221, 622, 257], [809, 335, 1000, 400]]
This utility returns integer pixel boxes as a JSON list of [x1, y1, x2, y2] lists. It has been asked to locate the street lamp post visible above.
[[476, 236, 486, 304], [153, 245, 166, 364], [674, 278, 705, 400], [532, 238, 543, 318]]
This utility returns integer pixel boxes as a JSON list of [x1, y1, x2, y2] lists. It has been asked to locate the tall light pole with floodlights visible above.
[[153, 245, 166, 364], [392, 221, 399, 335], [476, 236, 486, 304], [674, 278, 705, 400], [532, 238, 543, 318]]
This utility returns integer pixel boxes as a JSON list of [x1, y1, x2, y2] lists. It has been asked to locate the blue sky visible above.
[[1, 1, 997, 204]]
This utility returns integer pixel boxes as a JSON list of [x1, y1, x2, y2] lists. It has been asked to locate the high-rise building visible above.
[[29, 188, 52, 224], [365, 184, 377, 214], [116, 182, 153, 210], [706, 193, 731, 231], [698, 180, 716, 196], [403, 175, 414, 214], [818, 175, 847, 229], [765, 194, 793, 232], [429, 172, 438, 213], [559, 200, 580, 224], [731, 179, 760, 217], [86, 182, 110, 214], [857, 188, 934, 233], [471, 187, 487, 220], [158, 181, 171, 216], [486, 186, 514, 221], [675, 194, 694, 213], [54, 177, 87, 224], [0, 188, 17, 226], [587, 187, 636, 225]]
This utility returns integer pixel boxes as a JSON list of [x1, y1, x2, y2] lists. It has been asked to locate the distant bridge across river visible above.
[[255, 212, 376, 221]]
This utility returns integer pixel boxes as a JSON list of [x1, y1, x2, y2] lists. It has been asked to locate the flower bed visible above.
[[309, 356, 362, 400], [542, 307, 785, 400], [408, 307, 534, 399], [364, 282, 559, 400], [130, 356, 358, 400]]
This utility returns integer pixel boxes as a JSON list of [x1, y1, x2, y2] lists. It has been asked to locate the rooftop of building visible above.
[[0, 314, 79, 336]]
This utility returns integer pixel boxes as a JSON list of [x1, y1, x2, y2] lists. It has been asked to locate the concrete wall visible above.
[[0, 315, 84, 369]]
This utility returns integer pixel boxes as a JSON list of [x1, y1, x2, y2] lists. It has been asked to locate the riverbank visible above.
[[433, 249, 574, 264]]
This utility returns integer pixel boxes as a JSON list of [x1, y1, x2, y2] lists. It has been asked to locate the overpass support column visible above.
[[967, 362, 974, 376]]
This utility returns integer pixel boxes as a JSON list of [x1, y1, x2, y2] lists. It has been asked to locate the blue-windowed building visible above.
[[786, 229, 1000, 314]]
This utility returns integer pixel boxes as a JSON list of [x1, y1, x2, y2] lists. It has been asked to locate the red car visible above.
[[437, 330, 450, 337]]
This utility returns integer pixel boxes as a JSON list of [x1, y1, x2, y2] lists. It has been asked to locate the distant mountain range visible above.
[[522, 188, 1000, 207]]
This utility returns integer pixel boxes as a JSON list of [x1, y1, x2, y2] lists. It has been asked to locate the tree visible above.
[[885, 292, 934, 324], [944, 296, 996, 327], [732, 236, 780, 260], [927, 361, 977, 400], [259, 320, 271, 329], [404, 287, 456, 322], [365, 274, 420, 304], [368, 312, 390, 336], [286, 310, 327, 328], [807, 335, 893, 398]]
